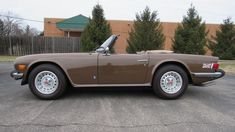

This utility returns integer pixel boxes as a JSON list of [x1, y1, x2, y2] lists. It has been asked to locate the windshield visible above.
[[96, 35, 118, 53], [100, 35, 117, 48]]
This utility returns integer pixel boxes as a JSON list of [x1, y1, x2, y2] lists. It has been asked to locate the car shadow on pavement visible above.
[[64, 86, 157, 99], [62, 86, 202, 101], [16, 85, 209, 101], [21, 85, 211, 101], [65, 86, 220, 100]]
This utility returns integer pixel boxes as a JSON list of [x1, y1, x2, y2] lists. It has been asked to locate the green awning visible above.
[[56, 14, 89, 31]]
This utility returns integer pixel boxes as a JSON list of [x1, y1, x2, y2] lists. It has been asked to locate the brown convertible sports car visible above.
[[11, 35, 225, 99]]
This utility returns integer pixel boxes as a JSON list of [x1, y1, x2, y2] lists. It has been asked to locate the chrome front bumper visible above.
[[192, 69, 225, 79], [10, 70, 23, 80]]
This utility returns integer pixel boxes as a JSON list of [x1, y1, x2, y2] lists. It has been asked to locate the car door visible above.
[[66, 53, 98, 85], [98, 53, 149, 84]]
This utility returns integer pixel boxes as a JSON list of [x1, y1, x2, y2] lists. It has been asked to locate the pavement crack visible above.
[[29, 100, 55, 122], [0, 121, 234, 128]]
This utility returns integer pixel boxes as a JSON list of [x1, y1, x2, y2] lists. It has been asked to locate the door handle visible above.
[[137, 59, 148, 63]]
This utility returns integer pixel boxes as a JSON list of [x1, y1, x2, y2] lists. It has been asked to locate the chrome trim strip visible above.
[[192, 72, 223, 78], [73, 83, 151, 87]]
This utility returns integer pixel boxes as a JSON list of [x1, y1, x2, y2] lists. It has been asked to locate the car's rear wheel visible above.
[[153, 65, 188, 99], [28, 64, 67, 100]]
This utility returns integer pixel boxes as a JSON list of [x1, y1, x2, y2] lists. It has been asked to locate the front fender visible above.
[[21, 59, 72, 85]]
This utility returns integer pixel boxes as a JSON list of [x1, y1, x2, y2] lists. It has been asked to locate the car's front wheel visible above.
[[28, 64, 67, 100], [153, 65, 188, 99]]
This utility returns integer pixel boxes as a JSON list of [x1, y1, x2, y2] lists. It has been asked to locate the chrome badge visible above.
[[202, 63, 212, 69]]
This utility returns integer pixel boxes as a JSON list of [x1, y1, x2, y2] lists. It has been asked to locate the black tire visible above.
[[152, 65, 188, 99], [28, 64, 67, 100]]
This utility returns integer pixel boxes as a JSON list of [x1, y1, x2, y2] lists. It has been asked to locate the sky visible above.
[[0, 0, 234, 31]]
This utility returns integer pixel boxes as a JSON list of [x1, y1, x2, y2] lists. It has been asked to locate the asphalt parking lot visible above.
[[0, 62, 235, 132]]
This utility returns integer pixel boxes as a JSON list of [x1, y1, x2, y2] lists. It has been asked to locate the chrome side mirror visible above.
[[103, 47, 110, 56], [105, 47, 109, 52]]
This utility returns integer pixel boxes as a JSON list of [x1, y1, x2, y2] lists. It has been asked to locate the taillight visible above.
[[212, 63, 219, 71]]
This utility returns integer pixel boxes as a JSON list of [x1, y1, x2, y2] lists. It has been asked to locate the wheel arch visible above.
[[151, 61, 192, 85], [22, 61, 72, 86]]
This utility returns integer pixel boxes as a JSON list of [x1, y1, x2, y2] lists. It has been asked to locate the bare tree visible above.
[[0, 12, 23, 36], [0, 12, 40, 37], [24, 25, 39, 36], [11, 23, 24, 36]]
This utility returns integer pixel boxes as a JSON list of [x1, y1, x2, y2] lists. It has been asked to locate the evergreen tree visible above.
[[81, 4, 111, 52], [39, 31, 44, 36], [126, 7, 165, 53], [173, 5, 208, 55], [0, 19, 4, 36], [25, 25, 30, 36], [209, 18, 235, 59]]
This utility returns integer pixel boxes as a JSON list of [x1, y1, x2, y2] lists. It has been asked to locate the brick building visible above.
[[44, 14, 219, 54]]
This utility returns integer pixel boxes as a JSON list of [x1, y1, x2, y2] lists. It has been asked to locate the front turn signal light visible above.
[[17, 64, 27, 72]]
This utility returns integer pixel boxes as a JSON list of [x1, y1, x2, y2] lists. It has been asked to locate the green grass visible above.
[[219, 60, 235, 75], [0, 56, 18, 62]]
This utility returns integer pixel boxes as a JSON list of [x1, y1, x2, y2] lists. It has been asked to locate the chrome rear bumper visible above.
[[10, 70, 23, 80], [192, 69, 225, 79]]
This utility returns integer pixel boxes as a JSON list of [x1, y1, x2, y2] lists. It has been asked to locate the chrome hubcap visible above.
[[160, 71, 183, 94], [35, 71, 59, 94]]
